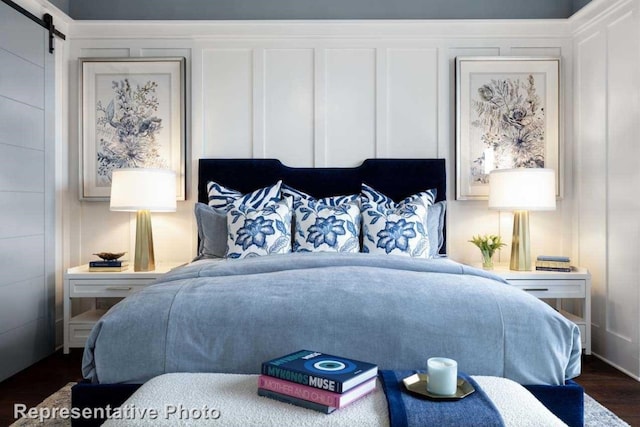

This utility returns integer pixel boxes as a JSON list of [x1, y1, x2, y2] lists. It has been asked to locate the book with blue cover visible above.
[[261, 349, 378, 393], [536, 255, 570, 263], [89, 260, 127, 267]]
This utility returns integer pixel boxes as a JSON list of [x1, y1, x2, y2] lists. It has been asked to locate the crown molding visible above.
[[69, 18, 571, 40], [570, 0, 634, 36]]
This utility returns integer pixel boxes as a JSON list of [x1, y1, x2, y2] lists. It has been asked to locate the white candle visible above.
[[427, 357, 458, 396]]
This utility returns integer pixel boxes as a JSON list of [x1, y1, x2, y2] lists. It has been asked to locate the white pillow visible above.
[[226, 198, 292, 259], [294, 199, 360, 253]]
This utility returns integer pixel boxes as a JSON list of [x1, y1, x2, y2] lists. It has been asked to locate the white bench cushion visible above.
[[103, 373, 566, 426]]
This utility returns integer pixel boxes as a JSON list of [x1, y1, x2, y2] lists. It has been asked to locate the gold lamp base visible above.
[[134, 209, 155, 272], [510, 210, 531, 271]]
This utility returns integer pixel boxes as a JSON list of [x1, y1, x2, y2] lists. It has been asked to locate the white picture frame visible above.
[[455, 56, 560, 200], [80, 57, 186, 200]]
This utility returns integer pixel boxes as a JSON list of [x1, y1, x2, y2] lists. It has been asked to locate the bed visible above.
[[73, 158, 584, 426]]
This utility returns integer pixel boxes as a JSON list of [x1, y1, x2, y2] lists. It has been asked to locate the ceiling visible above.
[[48, 0, 592, 20]]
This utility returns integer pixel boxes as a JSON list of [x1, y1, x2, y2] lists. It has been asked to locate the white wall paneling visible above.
[[386, 48, 438, 158], [202, 49, 253, 158], [573, 0, 640, 378], [264, 48, 315, 166], [325, 48, 376, 166], [606, 10, 639, 368], [66, 21, 575, 272]]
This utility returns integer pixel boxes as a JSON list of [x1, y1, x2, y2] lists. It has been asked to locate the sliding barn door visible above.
[[0, 1, 55, 381]]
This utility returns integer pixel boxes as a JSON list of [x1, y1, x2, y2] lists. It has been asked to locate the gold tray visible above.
[[402, 373, 475, 400]]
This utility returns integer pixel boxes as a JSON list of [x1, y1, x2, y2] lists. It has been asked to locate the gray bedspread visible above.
[[82, 253, 581, 386]]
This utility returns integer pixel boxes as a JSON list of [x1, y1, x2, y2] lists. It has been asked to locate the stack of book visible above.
[[89, 260, 129, 272], [258, 349, 378, 414], [536, 255, 571, 272]]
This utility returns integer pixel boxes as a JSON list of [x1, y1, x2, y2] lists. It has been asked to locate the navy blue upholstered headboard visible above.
[[198, 158, 446, 253]]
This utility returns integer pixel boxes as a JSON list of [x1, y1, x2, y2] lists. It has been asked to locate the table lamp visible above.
[[110, 168, 177, 272], [488, 168, 556, 271]]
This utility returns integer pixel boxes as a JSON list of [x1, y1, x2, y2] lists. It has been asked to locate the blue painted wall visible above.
[[572, 0, 593, 14], [46, 0, 590, 20], [49, 0, 69, 15]]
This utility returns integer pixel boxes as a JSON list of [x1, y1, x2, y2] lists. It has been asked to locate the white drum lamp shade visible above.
[[488, 168, 556, 271], [110, 168, 177, 212], [110, 168, 177, 271]]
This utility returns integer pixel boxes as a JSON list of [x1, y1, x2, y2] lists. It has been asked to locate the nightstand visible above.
[[489, 265, 591, 355], [63, 262, 185, 354]]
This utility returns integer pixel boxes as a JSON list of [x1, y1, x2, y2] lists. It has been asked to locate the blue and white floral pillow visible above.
[[361, 184, 435, 258], [226, 198, 292, 259], [207, 180, 282, 212], [294, 199, 361, 253]]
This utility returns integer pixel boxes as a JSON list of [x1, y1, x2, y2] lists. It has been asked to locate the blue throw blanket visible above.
[[379, 370, 505, 427]]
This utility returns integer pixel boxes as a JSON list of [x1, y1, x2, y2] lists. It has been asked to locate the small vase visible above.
[[481, 253, 494, 270]]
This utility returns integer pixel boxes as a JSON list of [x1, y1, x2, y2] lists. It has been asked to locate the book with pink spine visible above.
[[258, 374, 377, 409]]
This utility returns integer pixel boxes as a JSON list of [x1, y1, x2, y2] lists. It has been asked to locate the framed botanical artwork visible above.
[[80, 57, 186, 200], [455, 57, 560, 200]]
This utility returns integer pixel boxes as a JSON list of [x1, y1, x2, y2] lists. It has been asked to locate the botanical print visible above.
[[361, 199, 430, 258], [469, 73, 546, 185], [307, 215, 346, 248], [376, 218, 418, 254], [227, 200, 292, 259], [95, 78, 168, 185], [294, 200, 360, 253], [235, 216, 276, 250]]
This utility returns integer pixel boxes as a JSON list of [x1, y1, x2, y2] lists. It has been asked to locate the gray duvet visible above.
[[82, 253, 581, 386]]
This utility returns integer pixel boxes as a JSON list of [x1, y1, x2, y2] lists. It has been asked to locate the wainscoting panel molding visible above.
[[325, 48, 376, 167], [573, 0, 640, 378], [202, 48, 254, 158], [66, 19, 575, 283], [264, 48, 315, 166], [386, 48, 438, 158]]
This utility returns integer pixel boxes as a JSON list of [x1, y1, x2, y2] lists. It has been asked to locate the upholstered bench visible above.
[[100, 373, 566, 426]]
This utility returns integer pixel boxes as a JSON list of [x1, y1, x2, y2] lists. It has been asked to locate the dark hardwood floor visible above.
[[0, 351, 638, 426], [0, 349, 84, 427], [576, 355, 640, 426]]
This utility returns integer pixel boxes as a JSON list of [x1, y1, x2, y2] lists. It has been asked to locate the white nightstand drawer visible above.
[[507, 279, 586, 298], [69, 279, 152, 297], [69, 323, 96, 347], [68, 309, 106, 346]]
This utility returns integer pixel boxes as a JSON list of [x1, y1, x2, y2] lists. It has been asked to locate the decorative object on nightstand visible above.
[[488, 168, 556, 271], [93, 251, 126, 261], [110, 168, 176, 272], [89, 252, 129, 271], [468, 234, 506, 270]]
